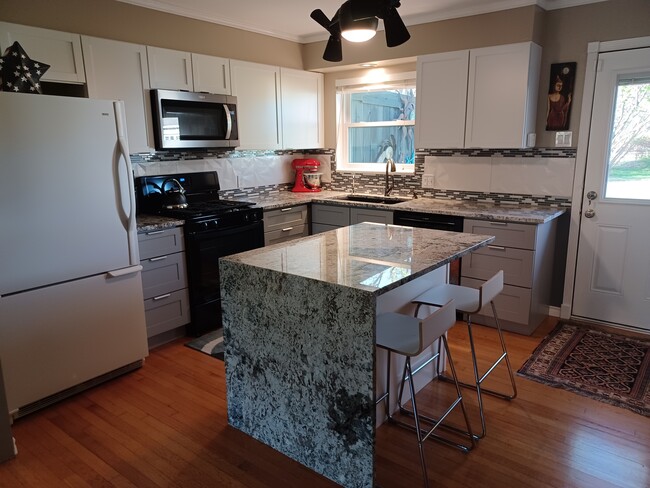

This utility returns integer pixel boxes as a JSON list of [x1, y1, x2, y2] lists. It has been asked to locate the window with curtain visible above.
[[336, 73, 416, 173]]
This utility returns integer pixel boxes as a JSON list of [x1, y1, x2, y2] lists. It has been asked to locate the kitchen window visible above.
[[336, 72, 416, 173]]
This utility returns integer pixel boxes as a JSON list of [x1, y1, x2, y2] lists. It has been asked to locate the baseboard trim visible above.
[[548, 306, 561, 318]]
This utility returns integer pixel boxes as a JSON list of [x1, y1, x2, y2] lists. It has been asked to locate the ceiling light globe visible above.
[[342, 28, 377, 42]]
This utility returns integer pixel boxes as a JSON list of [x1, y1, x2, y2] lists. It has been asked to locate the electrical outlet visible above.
[[421, 174, 435, 188]]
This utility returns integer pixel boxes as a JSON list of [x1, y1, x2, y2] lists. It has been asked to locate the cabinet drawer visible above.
[[350, 207, 393, 225], [460, 277, 532, 327], [463, 219, 536, 250], [462, 246, 534, 287], [144, 288, 190, 338], [264, 224, 308, 246], [141, 252, 187, 299], [264, 205, 308, 232], [312, 204, 350, 227], [138, 227, 184, 259]]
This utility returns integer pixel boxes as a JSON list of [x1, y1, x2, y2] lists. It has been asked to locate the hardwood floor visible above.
[[1, 317, 648, 487]]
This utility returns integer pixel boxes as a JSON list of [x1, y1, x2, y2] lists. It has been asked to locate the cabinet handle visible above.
[[149, 256, 168, 262], [152, 293, 172, 301], [280, 207, 293, 212], [489, 222, 508, 226], [145, 230, 165, 235], [281, 227, 294, 232], [487, 245, 507, 251]]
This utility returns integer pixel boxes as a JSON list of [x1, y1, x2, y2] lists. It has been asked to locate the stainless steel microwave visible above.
[[150, 89, 239, 150]]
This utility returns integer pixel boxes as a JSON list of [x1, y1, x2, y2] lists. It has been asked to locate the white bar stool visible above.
[[411, 270, 517, 439], [376, 300, 475, 488]]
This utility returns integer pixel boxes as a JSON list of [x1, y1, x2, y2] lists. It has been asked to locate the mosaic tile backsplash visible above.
[[132, 147, 576, 207]]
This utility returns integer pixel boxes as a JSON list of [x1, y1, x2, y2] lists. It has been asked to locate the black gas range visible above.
[[135, 171, 264, 336]]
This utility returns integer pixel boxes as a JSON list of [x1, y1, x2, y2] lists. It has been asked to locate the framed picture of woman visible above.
[[546, 62, 576, 131]]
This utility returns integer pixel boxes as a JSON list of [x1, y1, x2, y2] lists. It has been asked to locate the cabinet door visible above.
[[82, 36, 152, 153], [230, 60, 282, 150], [415, 50, 469, 149], [280, 67, 324, 149], [350, 207, 393, 225], [0, 22, 85, 83], [147, 46, 193, 91], [465, 42, 541, 148], [192, 53, 230, 94]]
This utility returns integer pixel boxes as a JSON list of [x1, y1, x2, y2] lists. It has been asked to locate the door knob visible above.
[[584, 208, 595, 218], [586, 190, 597, 201]]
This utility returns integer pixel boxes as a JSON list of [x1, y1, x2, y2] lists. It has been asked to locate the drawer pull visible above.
[[487, 245, 507, 251], [145, 230, 165, 235], [149, 255, 168, 262], [280, 207, 293, 212], [152, 293, 172, 301], [281, 227, 294, 232], [489, 222, 508, 226]]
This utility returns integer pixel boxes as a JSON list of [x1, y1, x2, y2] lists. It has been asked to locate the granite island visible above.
[[219, 223, 494, 487]]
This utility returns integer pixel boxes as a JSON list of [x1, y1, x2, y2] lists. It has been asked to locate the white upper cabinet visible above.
[[465, 42, 541, 148], [147, 46, 192, 91], [192, 54, 230, 95], [81, 36, 152, 153], [230, 60, 282, 150], [280, 67, 324, 149], [0, 22, 85, 84], [415, 50, 469, 149], [416, 42, 541, 149], [147, 47, 231, 95]]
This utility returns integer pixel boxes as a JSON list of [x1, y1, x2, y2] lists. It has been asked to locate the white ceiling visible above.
[[116, 0, 607, 43]]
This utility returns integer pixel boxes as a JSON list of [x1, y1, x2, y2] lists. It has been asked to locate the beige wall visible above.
[[2, 0, 649, 148], [0, 0, 304, 68]]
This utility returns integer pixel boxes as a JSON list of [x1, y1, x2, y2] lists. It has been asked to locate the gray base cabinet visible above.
[[138, 227, 190, 348], [461, 218, 557, 335], [311, 203, 393, 234], [264, 205, 309, 246]]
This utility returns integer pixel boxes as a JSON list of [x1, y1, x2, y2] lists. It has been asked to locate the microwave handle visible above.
[[223, 104, 232, 140]]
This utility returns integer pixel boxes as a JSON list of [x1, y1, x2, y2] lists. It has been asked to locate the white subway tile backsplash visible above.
[[425, 156, 492, 192], [490, 157, 575, 197]]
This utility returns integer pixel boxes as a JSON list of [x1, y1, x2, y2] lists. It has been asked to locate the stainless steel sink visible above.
[[336, 194, 410, 205]]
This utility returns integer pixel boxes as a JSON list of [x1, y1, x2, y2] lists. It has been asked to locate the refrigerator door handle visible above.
[[107, 265, 143, 279], [114, 100, 139, 266]]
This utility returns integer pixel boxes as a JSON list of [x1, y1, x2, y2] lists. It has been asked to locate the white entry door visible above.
[[572, 47, 650, 331]]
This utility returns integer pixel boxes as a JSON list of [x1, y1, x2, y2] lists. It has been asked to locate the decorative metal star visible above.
[[0, 41, 50, 94]]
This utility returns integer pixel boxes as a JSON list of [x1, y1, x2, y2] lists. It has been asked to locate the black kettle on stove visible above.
[[161, 178, 188, 209]]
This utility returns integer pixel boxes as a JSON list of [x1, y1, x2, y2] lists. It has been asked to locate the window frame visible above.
[[336, 71, 416, 174]]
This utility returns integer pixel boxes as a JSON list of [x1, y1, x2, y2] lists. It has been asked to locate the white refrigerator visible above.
[[0, 92, 148, 417]]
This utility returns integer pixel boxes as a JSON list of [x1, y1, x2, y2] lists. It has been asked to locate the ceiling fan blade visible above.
[[323, 36, 342, 62], [310, 9, 333, 32], [383, 7, 410, 47]]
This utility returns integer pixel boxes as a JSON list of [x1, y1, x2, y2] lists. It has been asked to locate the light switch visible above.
[[555, 131, 573, 147], [422, 174, 434, 188]]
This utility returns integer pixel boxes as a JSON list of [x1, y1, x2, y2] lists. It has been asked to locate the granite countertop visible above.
[[136, 190, 567, 232], [221, 221, 494, 295], [235, 191, 566, 224], [136, 214, 184, 233]]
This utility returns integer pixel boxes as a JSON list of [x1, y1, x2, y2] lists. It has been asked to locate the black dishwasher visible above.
[[393, 210, 464, 285]]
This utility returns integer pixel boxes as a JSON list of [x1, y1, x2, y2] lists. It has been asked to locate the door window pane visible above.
[[605, 79, 650, 200]]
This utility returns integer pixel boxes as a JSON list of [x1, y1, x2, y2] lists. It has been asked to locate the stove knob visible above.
[[201, 222, 210, 231]]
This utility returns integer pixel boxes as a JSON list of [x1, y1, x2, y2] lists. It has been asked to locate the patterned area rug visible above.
[[185, 329, 224, 360], [517, 322, 650, 416]]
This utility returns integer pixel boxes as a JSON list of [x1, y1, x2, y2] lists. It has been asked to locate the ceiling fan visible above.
[[310, 0, 411, 62]]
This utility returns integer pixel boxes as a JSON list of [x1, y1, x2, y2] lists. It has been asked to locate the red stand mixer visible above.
[[291, 158, 322, 192]]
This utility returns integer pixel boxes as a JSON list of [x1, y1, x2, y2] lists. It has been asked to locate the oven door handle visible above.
[[223, 104, 232, 140]]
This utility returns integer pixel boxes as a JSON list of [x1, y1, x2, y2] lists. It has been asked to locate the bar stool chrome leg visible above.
[[412, 271, 517, 440], [376, 302, 475, 487]]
